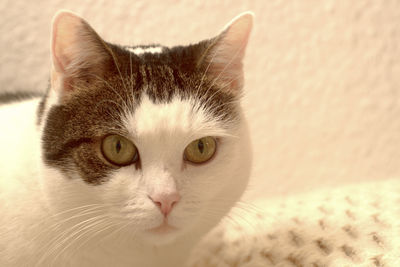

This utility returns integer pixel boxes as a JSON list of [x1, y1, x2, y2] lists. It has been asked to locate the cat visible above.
[[0, 10, 253, 267]]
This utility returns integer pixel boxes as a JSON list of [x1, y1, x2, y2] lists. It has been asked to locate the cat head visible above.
[[39, 10, 253, 245]]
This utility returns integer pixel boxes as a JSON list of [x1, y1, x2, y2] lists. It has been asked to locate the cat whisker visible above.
[[128, 51, 136, 111], [235, 200, 265, 214], [202, 198, 260, 229], [195, 39, 247, 122], [198, 74, 244, 116], [49, 203, 112, 218], [30, 205, 110, 244], [37, 214, 110, 266], [103, 43, 131, 100], [202, 79, 240, 107], [97, 219, 136, 245], [95, 98, 125, 113], [89, 73, 132, 112], [51, 220, 112, 265], [57, 218, 116, 264], [94, 99, 127, 128], [203, 205, 257, 232], [196, 209, 248, 236], [200, 39, 245, 101], [49, 208, 108, 230], [195, 43, 222, 99], [68, 80, 130, 128]]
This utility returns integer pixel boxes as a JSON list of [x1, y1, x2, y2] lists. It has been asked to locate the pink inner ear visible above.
[[52, 32, 75, 73], [51, 11, 82, 74], [51, 16, 64, 73], [220, 12, 253, 59], [50, 11, 110, 98], [51, 11, 107, 76], [206, 12, 253, 91]]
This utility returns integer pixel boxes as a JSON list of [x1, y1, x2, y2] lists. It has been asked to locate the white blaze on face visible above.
[[102, 94, 246, 241], [126, 46, 163, 55], [38, 93, 250, 246], [129, 95, 228, 140]]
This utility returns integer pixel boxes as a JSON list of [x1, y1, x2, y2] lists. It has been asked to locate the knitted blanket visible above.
[[188, 179, 400, 266]]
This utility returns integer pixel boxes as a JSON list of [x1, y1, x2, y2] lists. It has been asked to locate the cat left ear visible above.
[[50, 10, 112, 101], [199, 12, 253, 93]]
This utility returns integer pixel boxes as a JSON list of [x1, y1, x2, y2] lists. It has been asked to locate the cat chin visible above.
[[137, 227, 184, 246], [136, 218, 203, 246]]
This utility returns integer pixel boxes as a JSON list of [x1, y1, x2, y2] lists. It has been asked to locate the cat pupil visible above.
[[198, 140, 204, 154], [116, 141, 122, 153]]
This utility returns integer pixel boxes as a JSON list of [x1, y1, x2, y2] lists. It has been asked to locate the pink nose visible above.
[[148, 192, 181, 216]]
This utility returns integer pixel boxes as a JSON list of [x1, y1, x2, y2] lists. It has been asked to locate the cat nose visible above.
[[148, 192, 181, 217]]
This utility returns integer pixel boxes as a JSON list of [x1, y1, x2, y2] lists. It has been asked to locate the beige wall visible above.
[[1, 0, 399, 199]]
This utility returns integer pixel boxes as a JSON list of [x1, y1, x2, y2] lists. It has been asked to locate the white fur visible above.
[[126, 46, 163, 55], [0, 95, 252, 267]]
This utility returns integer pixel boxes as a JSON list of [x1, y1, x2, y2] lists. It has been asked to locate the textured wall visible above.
[[1, 0, 399, 199]]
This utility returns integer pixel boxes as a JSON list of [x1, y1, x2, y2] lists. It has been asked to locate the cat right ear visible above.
[[50, 11, 111, 101], [198, 12, 253, 95]]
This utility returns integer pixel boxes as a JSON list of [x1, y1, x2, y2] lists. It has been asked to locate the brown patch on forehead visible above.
[[42, 42, 240, 184], [134, 43, 240, 121]]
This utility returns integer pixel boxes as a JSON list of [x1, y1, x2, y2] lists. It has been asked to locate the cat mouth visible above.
[[148, 221, 177, 234]]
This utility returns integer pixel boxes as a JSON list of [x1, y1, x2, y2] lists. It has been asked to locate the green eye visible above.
[[101, 135, 138, 166], [184, 137, 217, 164]]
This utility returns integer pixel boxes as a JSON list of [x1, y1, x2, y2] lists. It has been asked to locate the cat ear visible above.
[[50, 10, 111, 100], [200, 12, 253, 93]]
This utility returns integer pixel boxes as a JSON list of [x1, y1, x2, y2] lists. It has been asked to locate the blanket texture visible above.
[[188, 179, 400, 266]]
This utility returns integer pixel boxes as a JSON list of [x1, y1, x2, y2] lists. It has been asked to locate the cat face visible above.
[[39, 11, 252, 245]]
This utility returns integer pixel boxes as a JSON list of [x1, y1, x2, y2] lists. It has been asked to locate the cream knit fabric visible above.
[[188, 179, 400, 267]]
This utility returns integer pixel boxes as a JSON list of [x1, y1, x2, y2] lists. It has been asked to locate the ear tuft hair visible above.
[[200, 12, 253, 93], [51, 10, 111, 99]]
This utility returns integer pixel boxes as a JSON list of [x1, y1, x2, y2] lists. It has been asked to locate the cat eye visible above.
[[184, 137, 217, 164], [101, 135, 138, 166]]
